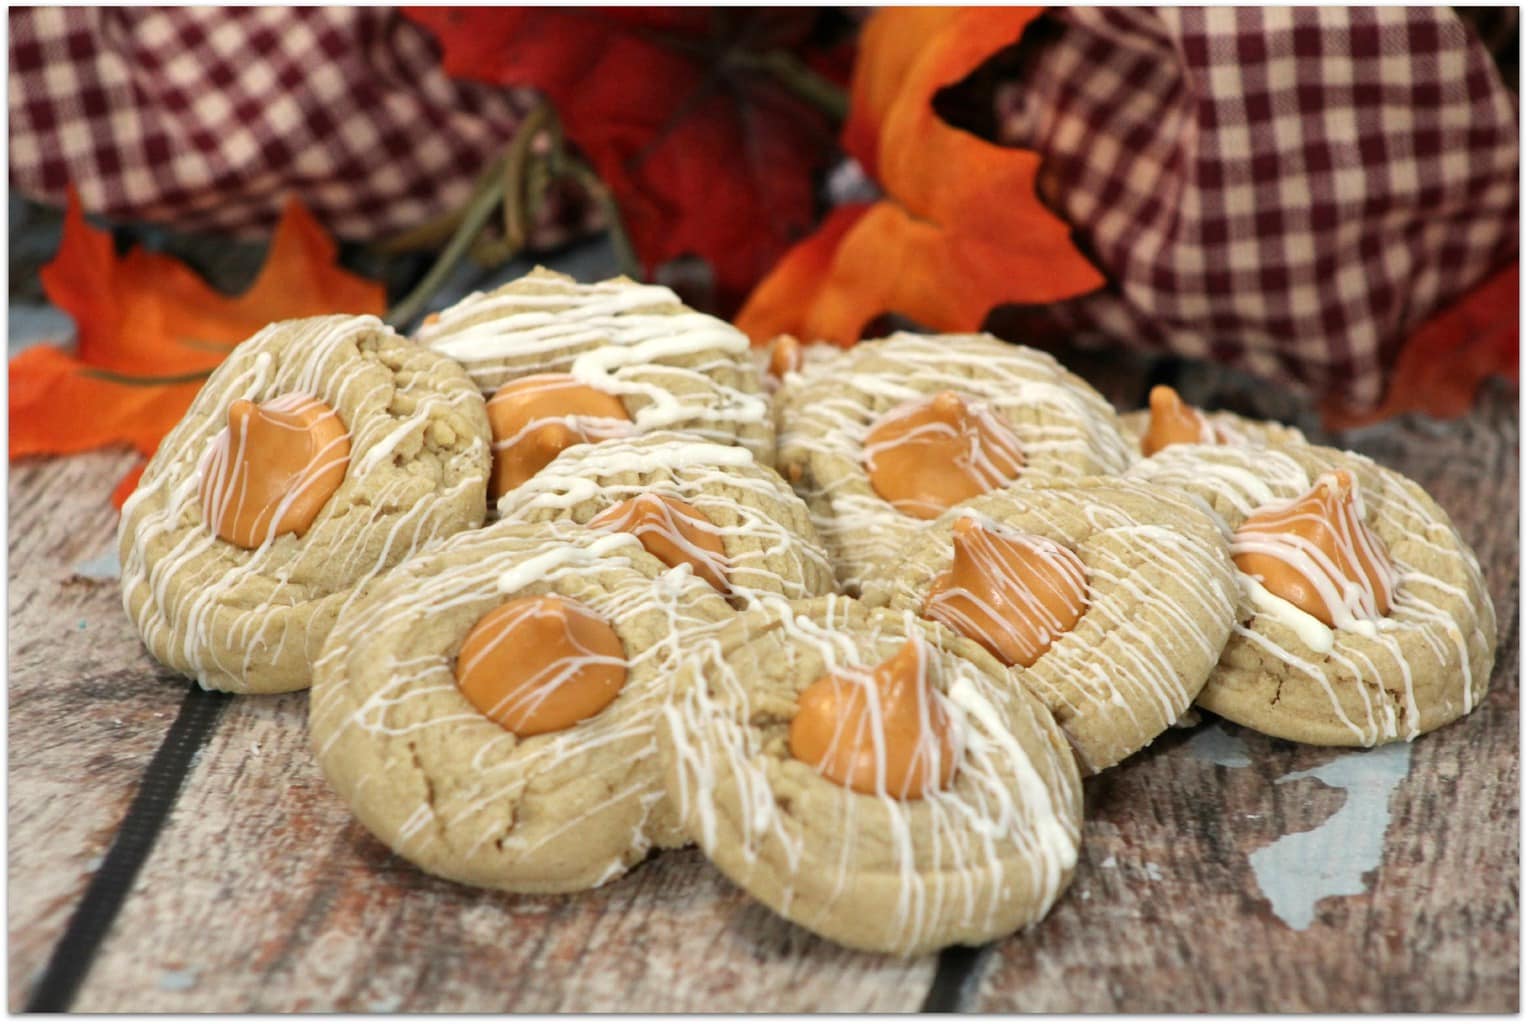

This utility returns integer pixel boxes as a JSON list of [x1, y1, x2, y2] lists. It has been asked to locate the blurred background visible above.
[[8, 6, 1520, 480]]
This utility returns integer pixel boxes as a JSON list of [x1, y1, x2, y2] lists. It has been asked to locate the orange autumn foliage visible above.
[[1320, 262, 1519, 430], [737, 7, 1103, 345], [10, 192, 385, 505]]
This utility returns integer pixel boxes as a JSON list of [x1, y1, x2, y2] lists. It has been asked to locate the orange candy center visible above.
[[788, 637, 958, 800], [1140, 385, 1218, 456], [487, 374, 632, 497], [588, 493, 729, 594], [923, 517, 1089, 668], [862, 391, 1026, 519], [766, 335, 804, 381], [1232, 470, 1395, 628], [455, 595, 627, 737], [200, 395, 350, 549]]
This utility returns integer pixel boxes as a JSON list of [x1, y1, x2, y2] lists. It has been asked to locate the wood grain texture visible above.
[[12, 362, 1514, 1012], [969, 379, 1519, 1012], [71, 693, 935, 1012], [7, 452, 189, 1008]]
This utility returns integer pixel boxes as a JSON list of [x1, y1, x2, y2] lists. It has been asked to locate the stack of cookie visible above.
[[117, 269, 1496, 957]]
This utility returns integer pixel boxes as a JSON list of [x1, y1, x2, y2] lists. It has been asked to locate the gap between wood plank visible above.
[[29, 353, 1189, 1012], [25, 684, 230, 1012], [918, 355, 1181, 1012], [921, 945, 991, 1012]]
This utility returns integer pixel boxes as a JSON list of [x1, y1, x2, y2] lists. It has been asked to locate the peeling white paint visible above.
[[158, 968, 199, 992], [72, 548, 121, 581], [1249, 743, 1413, 930], [1185, 723, 1252, 767]]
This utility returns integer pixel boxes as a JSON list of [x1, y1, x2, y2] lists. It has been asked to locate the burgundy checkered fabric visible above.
[[993, 6, 1519, 410], [8, 6, 533, 240]]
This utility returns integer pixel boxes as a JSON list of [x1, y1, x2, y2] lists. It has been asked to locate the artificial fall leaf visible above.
[[9, 191, 386, 505], [736, 7, 1103, 346], [729, 203, 871, 343], [840, 7, 959, 178], [1320, 262, 1519, 430], [406, 7, 851, 311]]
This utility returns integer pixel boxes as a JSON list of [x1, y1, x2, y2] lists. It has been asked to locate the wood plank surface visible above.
[[968, 379, 1519, 1012], [10, 363, 1515, 1011], [6, 452, 191, 1008], [71, 692, 936, 1012], [54, 341, 1158, 1013]]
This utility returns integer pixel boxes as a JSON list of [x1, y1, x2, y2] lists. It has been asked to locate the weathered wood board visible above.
[[8, 369, 1517, 1012], [969, 382, 1520, 1012], [6, 451, 191, 1005], [72, 691, 937, 1012]]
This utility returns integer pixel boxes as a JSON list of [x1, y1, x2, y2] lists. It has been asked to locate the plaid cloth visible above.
[[8, 6, 534, 241], [9, 6, 1519, 411], [992, 6, 1519, 410]]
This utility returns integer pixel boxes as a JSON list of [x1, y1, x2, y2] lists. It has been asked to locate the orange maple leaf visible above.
[[10, 192, 386, 506], [736, 7, 1103, 345]]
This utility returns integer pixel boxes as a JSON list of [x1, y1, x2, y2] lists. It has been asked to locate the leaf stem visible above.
[[500, 101, 557, 252], [565, 159, 641, 279], [81, 367, 214, 387], [384, 152, 508, 330], [742, 50, 848, 121]]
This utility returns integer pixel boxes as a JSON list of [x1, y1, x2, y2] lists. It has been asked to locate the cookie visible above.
[[118, 314, 491, 694], [495, 431, 837, 606], [861, 480, 1238, 773], [660, 595, 1083, 955], [1118, 384, 1307, 458], [416, 268, 774, 500], [753, 334, 850, 393], [310, 520, 733, 894], [775, 332, 1133, 592], [1127, 443, 1495, 745]]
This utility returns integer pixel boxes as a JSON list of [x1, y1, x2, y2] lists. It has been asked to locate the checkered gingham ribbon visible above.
[[993, 6, 1519, 410], [9, 7, 1518, 410], [8, 6, 535, 241]]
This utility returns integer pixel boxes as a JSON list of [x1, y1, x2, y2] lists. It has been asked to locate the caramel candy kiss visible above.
[[924, 517, 1089, 668], [589, 493, 729, 593], [767, 335, 803, 381], [487, 374, 632, 497], [1140, 385, 1218, 456], [455, 595, 627, 737], [863, 391, 1025, 519], [1232, 470, 1395, 628], [789, 637, 958, 800], [200, 395, 350, 549]]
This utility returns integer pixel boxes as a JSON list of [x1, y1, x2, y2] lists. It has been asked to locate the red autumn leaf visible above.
[[736, 7, 1103, 345], [1320, 262, 1519, 430], [405, 7, 851, 311], [9, 191, 386, 505]]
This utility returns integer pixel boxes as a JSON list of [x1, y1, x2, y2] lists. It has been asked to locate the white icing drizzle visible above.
[[1126, 444, 1312, 520], [496, 433, 836, 606], [775, 332, 1133, 591], [1242, 576, 1335, 654], [1230, 471, 1397, 630], [1130, 446, 1491, 744], [309, 523, 729, 886], [872, 482, 1239, 772], [927, 512, 1089, 662], [861, 395, 1026, 515], [198, 392, 352, 549], [417, 272, 770, 454], [495, 532, 644, 594], [118, 314, 490, 692], [661, 599, 1082, 954]]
